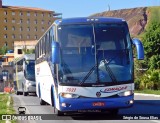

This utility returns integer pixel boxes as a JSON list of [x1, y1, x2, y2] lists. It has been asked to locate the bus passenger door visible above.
[[52, 64, 59, 109]]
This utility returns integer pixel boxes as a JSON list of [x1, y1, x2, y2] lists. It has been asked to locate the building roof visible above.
[[14, 40, 37, 46], [2, 5, 53, 12], [5, 53, 14, 57]]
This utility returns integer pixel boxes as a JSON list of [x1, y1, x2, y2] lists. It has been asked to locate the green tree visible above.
[[0, 46, 8, 55], [135, 22, 160, 90], [142, 22, 160, 69], [149, 55, 160, 70], [22, 48, 35, 54]]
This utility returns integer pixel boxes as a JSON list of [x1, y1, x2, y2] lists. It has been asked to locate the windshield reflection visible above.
[[57, 23, 132, 85], [25, 60, 35, 81]]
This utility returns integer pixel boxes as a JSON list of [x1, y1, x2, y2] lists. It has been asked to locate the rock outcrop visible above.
[[91, 7, 148, 36]]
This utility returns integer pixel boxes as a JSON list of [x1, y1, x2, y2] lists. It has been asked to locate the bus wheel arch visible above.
[[38, 83, 46, 105]]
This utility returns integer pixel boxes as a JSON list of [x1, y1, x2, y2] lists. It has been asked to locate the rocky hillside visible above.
[[91, 7, 153, 37]]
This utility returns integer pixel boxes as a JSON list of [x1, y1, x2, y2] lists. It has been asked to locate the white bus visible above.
[[35, 17, 144, 116], [14, 54, 36, 96]]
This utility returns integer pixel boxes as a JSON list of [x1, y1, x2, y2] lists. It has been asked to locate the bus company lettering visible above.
[[66, 88, 76, 92], [100, 86, 127, 93], [37, 67, 40, 72]]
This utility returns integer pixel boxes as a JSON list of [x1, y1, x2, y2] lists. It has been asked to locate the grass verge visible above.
[[135, 89, 160, 95], [0, 93, 16, 123], [147, 6, 160, 24]]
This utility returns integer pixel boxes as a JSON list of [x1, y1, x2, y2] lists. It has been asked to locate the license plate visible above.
[[92, 102, 105, 106]]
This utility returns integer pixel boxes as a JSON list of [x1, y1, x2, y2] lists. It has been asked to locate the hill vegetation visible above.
[[91, 7, 148, 37]]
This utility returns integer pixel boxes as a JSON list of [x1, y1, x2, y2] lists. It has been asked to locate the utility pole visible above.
[[0, 0, 2, 8], [108, 4, 110, 11]]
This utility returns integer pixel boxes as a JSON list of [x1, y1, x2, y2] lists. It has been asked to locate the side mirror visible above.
[[52, 41, 60, 64], [132, 38, 144, 60]]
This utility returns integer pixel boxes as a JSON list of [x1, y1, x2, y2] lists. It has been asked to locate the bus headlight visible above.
[[60, 93, 79, 98], [118, 90, 133, 97], [26, 82, 31, 87]]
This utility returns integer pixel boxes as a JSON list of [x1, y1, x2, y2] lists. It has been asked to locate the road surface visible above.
[[11, 93, 160, 123]]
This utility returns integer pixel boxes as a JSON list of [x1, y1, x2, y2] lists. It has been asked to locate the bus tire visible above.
[[110, 109, 119, 116], [40, 98, 46, 105], [16, 91, 19, 95], [35, 93, 37, 96], [23, 92, 28, 96], [55, 109, 64, 116]]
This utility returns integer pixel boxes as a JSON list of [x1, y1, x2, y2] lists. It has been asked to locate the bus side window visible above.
[[35, 47, 37, 59], [49, 31, 52, 54], [40, 39, 43, 56], [43, 37, 46, 55], [49, 26, 55, 55], [39, 41, 41, 57], [37, 43, 39, 58], [48, 31, 50, 54], [43, 37, 45, 55], [41, 39, 43, 55], [45, 34, 48, 54], [50, 27, 54, 41]]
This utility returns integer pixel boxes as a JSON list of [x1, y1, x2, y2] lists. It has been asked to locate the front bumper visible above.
[[59, 95, 134, 112], [25, 85, 36, 93]]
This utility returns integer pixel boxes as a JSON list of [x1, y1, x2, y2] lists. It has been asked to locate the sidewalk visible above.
[[135, 93, 160, 97]]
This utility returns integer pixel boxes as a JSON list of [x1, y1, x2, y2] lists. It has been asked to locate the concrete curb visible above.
[[135, 93, 160, 97]]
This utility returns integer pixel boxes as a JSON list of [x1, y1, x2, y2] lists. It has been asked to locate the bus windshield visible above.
[[25, 60, 35, 81], [57, 23, 132, 85]]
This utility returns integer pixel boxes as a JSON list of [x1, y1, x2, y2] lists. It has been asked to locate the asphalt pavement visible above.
[[9, 93, 160, 123]]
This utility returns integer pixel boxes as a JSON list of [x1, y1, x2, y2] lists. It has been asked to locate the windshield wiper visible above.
[[79, 65, 97, 85], [79, 60, 117, 85], [102, 59, 117, 82]]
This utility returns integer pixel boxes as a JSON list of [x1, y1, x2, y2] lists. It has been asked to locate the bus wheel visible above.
[[110, 109, 119, 116], [55, 109, 64, 116], [23, 92, 28, 96], [16, 91, 19, 95], [40, 98, 46, 105]]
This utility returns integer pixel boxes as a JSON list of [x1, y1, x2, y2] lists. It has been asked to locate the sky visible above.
[[3, 0, 160, 18]]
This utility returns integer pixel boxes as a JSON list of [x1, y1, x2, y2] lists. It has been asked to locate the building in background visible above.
[[14, 40, 37, 58], [0, 0, 62, 90], [0, 0, 60, 50]]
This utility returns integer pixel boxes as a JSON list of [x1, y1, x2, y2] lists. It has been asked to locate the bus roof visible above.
[[54, 17, 126, 25]]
